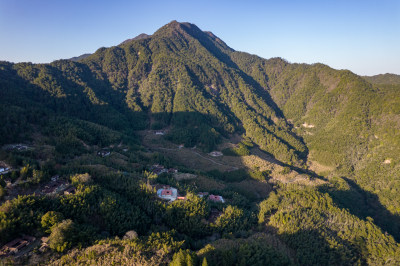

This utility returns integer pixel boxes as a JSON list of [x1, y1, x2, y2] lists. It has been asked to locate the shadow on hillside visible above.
[[1, 61, 148, 135], [319, 177, 400, 242], [251, 144, 400, 242], [251, 147, 325, 180], [181, 22, 286, 120], [279, 228, 364, 265]]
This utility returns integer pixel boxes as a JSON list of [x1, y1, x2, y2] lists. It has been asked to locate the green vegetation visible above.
[[363, 73, 400, 85], [222, 142, 252, 156], [258, 185, 400, 265], [211, 205, 254, 235], [48, 219, 76, 252], [197, 235, 293, 266], [0, 21, 399, 265], [41, 211, 64, 233]]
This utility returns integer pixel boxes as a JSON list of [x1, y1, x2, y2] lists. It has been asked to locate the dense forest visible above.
[[0, 21, 399, 265]]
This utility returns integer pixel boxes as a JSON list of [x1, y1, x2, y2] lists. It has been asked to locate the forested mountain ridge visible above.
[[1, 21, 400, 265], [363, 73, 400, 85], [1, 20, 307, 165], [231, 51, 400, 229]]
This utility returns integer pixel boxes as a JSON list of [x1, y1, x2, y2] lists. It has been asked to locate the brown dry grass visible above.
[[173, 173, 197, 181], [140, 133, 327, 187], [241, 155, 276, 172], [307, 151, 335, 175]]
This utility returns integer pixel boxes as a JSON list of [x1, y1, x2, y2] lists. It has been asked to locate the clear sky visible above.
[[0, 0, 399, 75]]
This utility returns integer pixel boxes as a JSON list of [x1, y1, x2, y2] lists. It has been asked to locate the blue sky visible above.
[[0, 0, 399, 75]]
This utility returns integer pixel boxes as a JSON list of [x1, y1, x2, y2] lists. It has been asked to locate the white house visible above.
[[157, 187, 178, 202], [208, 194, 225, 203]]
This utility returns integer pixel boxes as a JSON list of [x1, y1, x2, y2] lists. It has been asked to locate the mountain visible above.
[[1, 21, 400, 265], [363, 73, 400, 85], [1, 20, 307, 165]]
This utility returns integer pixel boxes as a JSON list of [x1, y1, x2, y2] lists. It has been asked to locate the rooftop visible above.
[[157, 187, 178, 202]]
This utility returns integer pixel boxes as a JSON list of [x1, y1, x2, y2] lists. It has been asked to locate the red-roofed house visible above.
[[161, 189, 172, 196], [157, 187, 178, 202], [208, 194, 225, 203]]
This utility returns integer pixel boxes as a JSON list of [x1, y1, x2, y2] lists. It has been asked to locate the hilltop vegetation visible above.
[[0, 21, 400, 265], [363, 73, 400, 85]]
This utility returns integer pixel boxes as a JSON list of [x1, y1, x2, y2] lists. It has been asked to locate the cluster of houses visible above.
[[152, 164, 224, 204], [0, 235, 51, 257], [156, 186, 225, 204], [0, 236, 36, 257], [0, 176, 76, 257], [150, 164, 178, 176]]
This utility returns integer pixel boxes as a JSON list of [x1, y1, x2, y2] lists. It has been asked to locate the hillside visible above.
[[231, 53, 400, 218], [0, 21, 400, 265], [67, 53, 92, 62], [363, 73, 400, 85]]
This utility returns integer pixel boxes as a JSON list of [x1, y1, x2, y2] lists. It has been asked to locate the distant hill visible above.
[[67, 53, 92, 62], [363, 73, 400, 85]]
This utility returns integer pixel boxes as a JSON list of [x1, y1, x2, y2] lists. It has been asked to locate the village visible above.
[[149, 163, 224, 203], [0, 136, 254, 260], [0, 162, 226, 258], [0, 155, 227, 259], [0, 174, 78, 258]]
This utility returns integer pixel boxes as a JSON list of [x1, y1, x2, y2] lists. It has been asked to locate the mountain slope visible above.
[[1, 21, 307, 165], [230, 51, 400, 235], [1, 21, 399, 215], [1, 20, 400, 264], [363, 73, 400, 85]]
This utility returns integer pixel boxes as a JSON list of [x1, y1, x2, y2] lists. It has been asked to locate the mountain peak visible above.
[[165, 20, 193, 29], [153, 20, 202, 37], [152, 21, 232, 52]]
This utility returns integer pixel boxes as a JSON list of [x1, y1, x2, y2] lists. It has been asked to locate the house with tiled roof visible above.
[[0, 235, 36, 256], [208, 194, 225, 203], [157, 186, 178, 202]]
